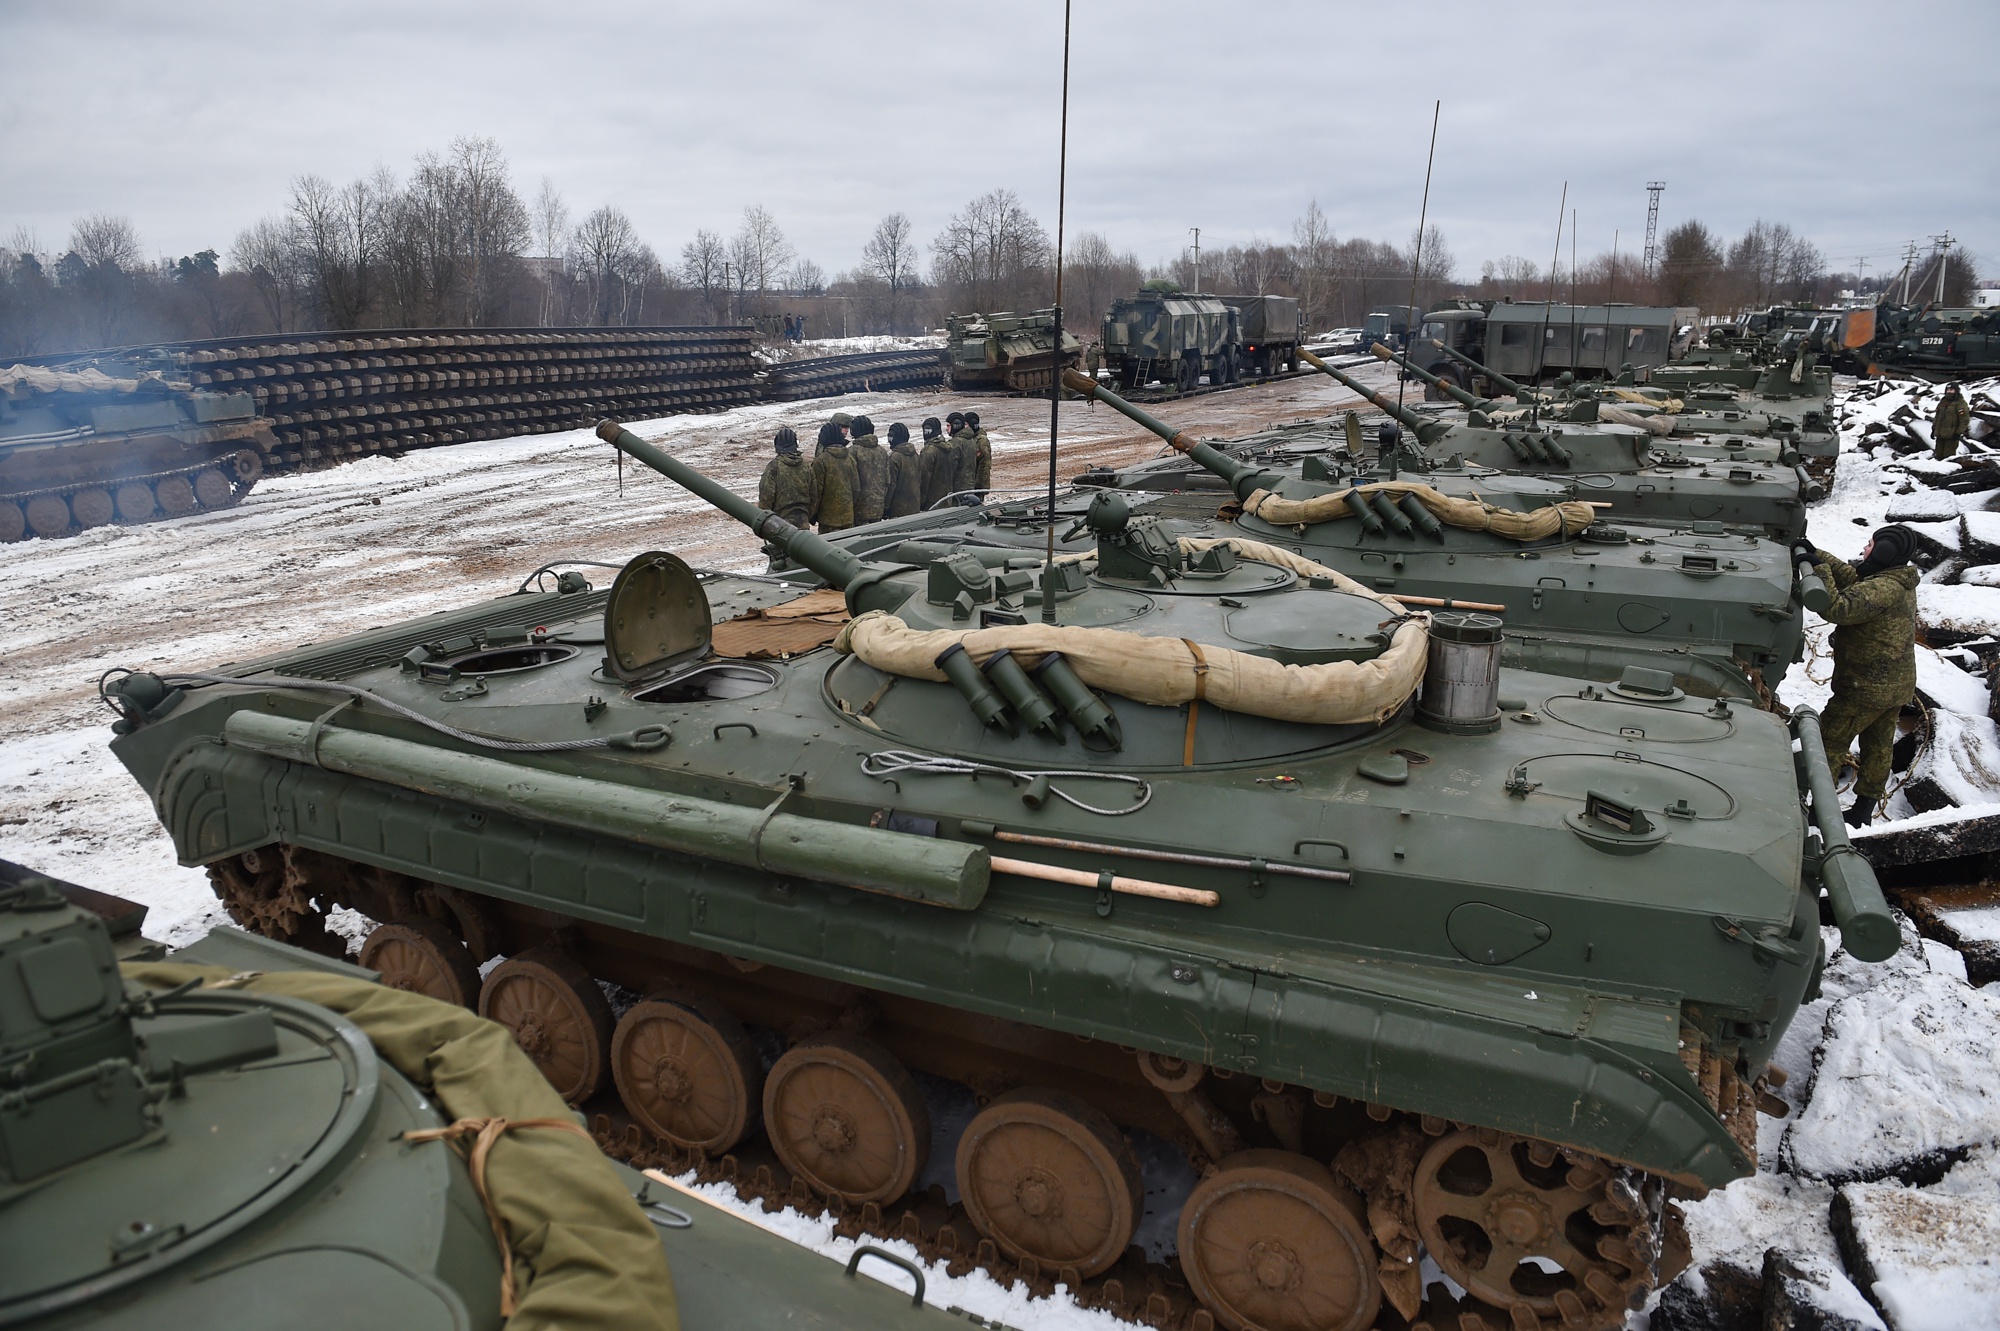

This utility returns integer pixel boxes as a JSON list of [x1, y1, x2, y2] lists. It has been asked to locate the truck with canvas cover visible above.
[[1216, 294, 1304, 376], [102, 415, 1894, 1331], [1411, 302, 1682, 390]]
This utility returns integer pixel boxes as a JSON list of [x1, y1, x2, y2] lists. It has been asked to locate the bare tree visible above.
[[68, 214, 143, 271], [62, 214, 146, 346], [790, 258, 825, 296], [450, 136, 529, 325], [861, 212, 919, 330], [930, 188, 1050, 313], [1291, 200, 1335, 326], [571, 206, 656, 324], [230, 215, 304, 331], [1656, 221, 1722, 309], [1066, 231, 1142, 332], [680, 229, 727, 321], [533, 178, 569, 325], [1406, 225, 1456, 307], [731, 204, 793, 301]]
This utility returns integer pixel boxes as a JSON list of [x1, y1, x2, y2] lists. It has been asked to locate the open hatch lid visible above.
[[603, 550, 712, 682]]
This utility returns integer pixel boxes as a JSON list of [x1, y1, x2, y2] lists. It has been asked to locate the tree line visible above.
[[2, 135, 1958, 359]]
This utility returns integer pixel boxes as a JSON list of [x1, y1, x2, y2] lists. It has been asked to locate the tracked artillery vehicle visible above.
[[1293, 350, 1816, 542], [1, 360, 272, 541], [103, 418, 1893, 1331]]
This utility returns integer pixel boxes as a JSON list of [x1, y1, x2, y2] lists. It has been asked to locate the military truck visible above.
[[944, 309, 1083, 392], [1216, 294, 1304, 376], [1099, 289, 1238, 391], [1355, 304, 1423, 353], [1853, 303, 2000, 379], [1, 359, 273, 541], [1411, 302, 1686, 391]]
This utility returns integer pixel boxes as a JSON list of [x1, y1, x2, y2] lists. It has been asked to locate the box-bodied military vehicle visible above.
[[1410, 303, 1687, 390], [1216, 295, 1305, 377], [945, 309, 1083, 392], [1, 360, 273, 541], [1101, 289, 1239, 392], [103, 417, 1894, 1331]]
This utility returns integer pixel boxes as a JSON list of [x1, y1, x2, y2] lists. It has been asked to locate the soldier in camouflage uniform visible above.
[[965, 410, 993, 501], [811, 421, 859, 532], [884, 422, 923, 518], [756, 427, 817, 528], [1932, 383, 1970, 460], [918, 418, 954, 511], [1802, 525, 1921, 826], [818, 412, 854, 456], [945, 411, 978, 505], [847, 414, 888, 525]]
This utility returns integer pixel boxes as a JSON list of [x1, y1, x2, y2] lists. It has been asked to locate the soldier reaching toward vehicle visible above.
[[848, 414, 888, 525], [811, 421, 859, 532], [1933, 382, 1970, 460], [884, 422, 923, 518], [918, 417, 955, 511], [1796, 525, 1920, 827], [757, 426, 817, 529]]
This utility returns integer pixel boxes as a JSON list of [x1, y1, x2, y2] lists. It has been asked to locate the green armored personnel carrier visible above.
[[1, 359, 273, 541], [102, 418, 1894, 1331], [944, 309, 1083, 392]]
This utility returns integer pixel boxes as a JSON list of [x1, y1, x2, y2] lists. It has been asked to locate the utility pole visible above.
[[1188, 227, 1201, 295], [1931, 232, 1954, 303], [1898, 241, 1917, 303], [1642, 182, 1665, 278]]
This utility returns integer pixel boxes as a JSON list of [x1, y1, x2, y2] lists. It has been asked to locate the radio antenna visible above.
[[1394, 101, 1442, 422], [1042, 0, 1072, 623], [1530, 181, 1568, 428]]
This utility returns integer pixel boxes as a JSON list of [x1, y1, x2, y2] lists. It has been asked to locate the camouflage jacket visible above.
[[918, 440, 955, 510], [757, 453, 817, 528], [849, 434, 888, 525], [972, 428, 993, 491], [885, 441, 924, 518], [1814, 554, 1919, 699], [1934, 394, 1970, 441], [949, 428, 980, 496], [812, 444, 859, 530]]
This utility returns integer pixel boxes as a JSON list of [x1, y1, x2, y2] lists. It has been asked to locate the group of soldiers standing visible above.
[[758, 409, 993, 533]]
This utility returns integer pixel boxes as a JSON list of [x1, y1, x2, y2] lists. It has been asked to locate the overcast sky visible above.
[[3, 1, 1994, 289]]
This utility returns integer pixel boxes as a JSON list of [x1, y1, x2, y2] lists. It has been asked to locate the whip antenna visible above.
[[1531, 181, 1568, 428], [1042, 0, 1073, 623], [1394, 101, 1441, 421]]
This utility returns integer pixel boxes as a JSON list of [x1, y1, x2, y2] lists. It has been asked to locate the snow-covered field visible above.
[[5, 367, 1997, 1329]]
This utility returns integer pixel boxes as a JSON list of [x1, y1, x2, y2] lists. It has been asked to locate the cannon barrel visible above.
[[596, 420, 908, 613], [1790, 706, 1899, 963], [1369, 341, 1493, 412], [1295, 350, 1450, 445], [1427, 339, 1535, 401], [1059, 370, 1282, 501]]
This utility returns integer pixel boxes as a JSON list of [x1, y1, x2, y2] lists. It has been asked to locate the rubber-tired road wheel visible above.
[[956, 1087, 1142, 1279], [71, 487, 114, 528], [361, 917, 480, 1008], [25, 494, 70, 537], [155, 475, 197, 516], [479, 947, 613, 1105], [611, 995, 763, 1153], [192, 468, 234, 510], [0, 502, 24, 542], [762, 1033, 927, 1205], [1177, 1149, 1381, 1331], [114, 483, 156, 522]]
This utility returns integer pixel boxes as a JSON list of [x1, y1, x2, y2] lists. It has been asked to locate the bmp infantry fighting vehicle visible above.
[[104, 417, 1895, 1331], [944, 310, 1084, 392], [1, 361, 272, 541], [1297, 351, 1816, 542], [1101, 290, 1239, 391], [850, 375, 1807, 700]]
